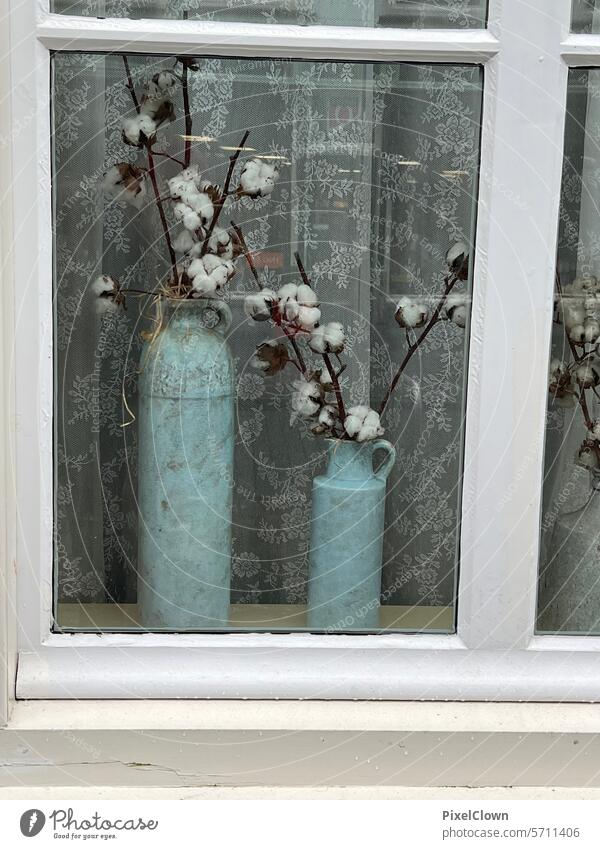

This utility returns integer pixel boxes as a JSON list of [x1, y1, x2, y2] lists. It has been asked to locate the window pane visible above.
[[50, 0, 488, 28], [539, 69, 600, 634], [52, 52, 482, 633], [572, 0, 599, 32]]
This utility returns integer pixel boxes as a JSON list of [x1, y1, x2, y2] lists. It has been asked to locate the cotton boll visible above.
[[244, 289, 277, 321], [395, 296, 428, 329], [577, 444, 600, 470], [569, 323, 586, 344], [290, 379, 322, 422], [168, 175, 188, 199], [153, 70, 179, 94], [297, 305, 321, 330], [251, 339, 289, 375], [203, 253, 234, 280], [573, 274, 600, 294], [102, 163, 147, 209], [309, 321, 345, 354], [445, 292, 468, 328], [562, 300, 586, 329], [585, 319, 600, 343], [576, 362, 600, 388], [180, 164, 202, 187], [446, 241, 469, 278], [296, 284, 318, 307], [173, 230, 195, 254], [183, 209, 202, 232], [277, 283, 299, 301], [92, 275, 117, 297], [344, 405, 384, 442], [188, 192, 214, 225], [208, 227, 233, 259], [191, 274, 218, 297], [343, 405, 371, 438], [592, 420, 600, 441], [239, 158, 279, 198], [318, 405, 338, 428]]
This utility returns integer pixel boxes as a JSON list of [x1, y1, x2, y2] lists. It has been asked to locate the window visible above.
[[53, 51, 482, 634], [13, 0, 600, 699]]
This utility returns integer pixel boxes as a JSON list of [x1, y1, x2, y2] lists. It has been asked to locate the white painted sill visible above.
[[7, 699, 600, 733]]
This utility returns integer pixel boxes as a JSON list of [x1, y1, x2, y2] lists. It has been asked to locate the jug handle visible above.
[[203, 299, 232, 335], [371, 439, 396, 481]]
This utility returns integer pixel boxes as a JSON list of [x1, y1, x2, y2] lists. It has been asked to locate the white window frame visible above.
[[10, 0, 600, 702]]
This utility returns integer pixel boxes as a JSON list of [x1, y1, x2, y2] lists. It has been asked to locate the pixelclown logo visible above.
[[19, 809, 46, 837]]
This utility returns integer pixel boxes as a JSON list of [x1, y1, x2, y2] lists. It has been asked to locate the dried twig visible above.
[[201, 131, 250, 257], [378, 272, 460, 418]]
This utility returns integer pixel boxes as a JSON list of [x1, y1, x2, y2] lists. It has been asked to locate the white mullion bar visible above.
[[458, 0, 572, 651], [562, 34, 600, 66], [36, 14, 499, 63]]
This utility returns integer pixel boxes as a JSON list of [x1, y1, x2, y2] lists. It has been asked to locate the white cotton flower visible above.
[[576, 362, 600, 388], [318, 404, 338, 428], [183, 209, 202, 231], [297, 305, 321, 330], [168, 175, 188, 199], [102, 164, 147, 210], [122, 114, 156, 146], [187, 191, 214, 224], [188, 255, 234, 297], [296, 284, 318, 307], [180, 164, 202, 187], [290, 379, 321, 422], [446, 240, 469, 273], [173, 230, 195, 254], [573, 274, 600, 294], [577, 444, 600, 470], [445, 292, 469, 328], [92, 275, 120, 314], [244, 289, 277, 321], [585, 319, 600, 343], [569, 323, 586, 344], [239, 158, 279, 198], [308, 321, 345, 354], [92, 275, 117, 297], [208, 226, 233, 259], [395, 295, 428, 329], [561, 298, 586, 330], [154, 70, 178, 93], [344, 405, 384, 442]]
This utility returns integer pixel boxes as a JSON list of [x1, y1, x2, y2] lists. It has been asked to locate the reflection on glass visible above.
[[539, 69, 600, 634], [52, 52, 482, 632], [51, 0, 487, 28], [572, 0, 599, 32]]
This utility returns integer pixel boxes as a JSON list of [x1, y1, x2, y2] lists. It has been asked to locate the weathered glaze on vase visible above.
[[308, 438, 396, 631], [137, 299, 234, 629]]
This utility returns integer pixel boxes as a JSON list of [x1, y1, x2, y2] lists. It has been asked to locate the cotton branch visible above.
[[294, 251, 347, 423], [378, 272, 460, 418], [121, 55, 179, 289], [201, 131, 250, 257]]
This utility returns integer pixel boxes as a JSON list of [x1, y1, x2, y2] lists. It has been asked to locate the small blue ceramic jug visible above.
[[307, 437, 396, 631], [137, 298, 234, 629]]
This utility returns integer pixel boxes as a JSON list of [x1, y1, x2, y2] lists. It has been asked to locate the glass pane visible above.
[[539, 68, 600, 634], [52, 51, 482, 633], [572, 0, 599, 32], [51, 0, 488, 28]]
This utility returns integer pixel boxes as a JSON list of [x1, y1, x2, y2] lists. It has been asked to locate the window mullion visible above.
[[458, 0, 572, 651]]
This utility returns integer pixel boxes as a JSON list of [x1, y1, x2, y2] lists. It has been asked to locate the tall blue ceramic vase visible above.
[[308, 438, 396, 631], [137, 298, 234, 629]]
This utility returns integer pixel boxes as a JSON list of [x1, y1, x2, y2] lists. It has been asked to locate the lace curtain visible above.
[[53, 51, 482, 616]]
